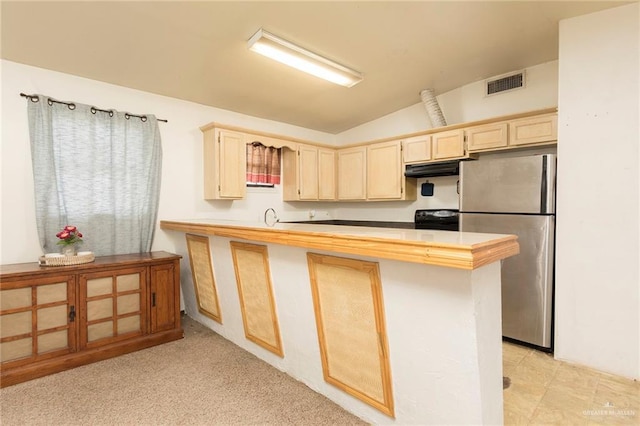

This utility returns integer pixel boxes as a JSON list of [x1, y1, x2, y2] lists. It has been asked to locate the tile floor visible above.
[[502, 342, 640, 425]]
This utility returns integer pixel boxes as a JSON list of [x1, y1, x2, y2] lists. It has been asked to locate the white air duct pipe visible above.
[[420, 89, 447, 127]]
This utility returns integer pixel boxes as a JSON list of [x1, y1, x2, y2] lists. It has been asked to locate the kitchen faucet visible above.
[[264, 208, 279, 227]]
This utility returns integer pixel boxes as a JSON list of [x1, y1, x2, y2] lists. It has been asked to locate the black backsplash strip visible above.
[[286, 220, 415, 229]]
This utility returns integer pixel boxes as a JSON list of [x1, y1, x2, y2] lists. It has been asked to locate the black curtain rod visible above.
[[20, 93, 168, 123]]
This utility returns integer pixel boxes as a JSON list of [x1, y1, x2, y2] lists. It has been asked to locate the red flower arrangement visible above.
[[56, 225, 83, 246]]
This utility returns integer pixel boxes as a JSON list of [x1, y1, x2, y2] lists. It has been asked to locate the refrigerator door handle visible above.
[[539, 154, 557, 214], [541, 156, 548, 213]]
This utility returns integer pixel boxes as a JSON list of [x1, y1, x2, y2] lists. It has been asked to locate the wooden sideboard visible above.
[[0, 251, 183, 387]]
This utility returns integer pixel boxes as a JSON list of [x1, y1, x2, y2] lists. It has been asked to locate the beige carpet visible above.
[[0, 315, 366, 425]]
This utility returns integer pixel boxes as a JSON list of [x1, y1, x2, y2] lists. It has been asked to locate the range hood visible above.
[[404, 160, 460, 178]]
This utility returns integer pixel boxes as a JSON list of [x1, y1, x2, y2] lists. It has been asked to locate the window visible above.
[[27, 95, 162, 256], [246, 142, 281, 187]]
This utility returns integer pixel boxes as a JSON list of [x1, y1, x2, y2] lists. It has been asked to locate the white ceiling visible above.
[[1, 1, 628, 133]]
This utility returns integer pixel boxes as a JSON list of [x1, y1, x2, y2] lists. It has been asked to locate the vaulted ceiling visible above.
[[1, 1, 627, 133]]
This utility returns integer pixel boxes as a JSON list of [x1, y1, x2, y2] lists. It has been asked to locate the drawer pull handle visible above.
[[152, 293, 156, 307], [69, 305, 76, 322]]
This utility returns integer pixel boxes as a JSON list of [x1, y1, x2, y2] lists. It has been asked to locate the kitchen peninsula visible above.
[[160, 219, 518, 424]]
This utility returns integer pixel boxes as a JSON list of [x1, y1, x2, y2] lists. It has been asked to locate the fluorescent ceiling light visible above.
[[248, 28, 363, 88]]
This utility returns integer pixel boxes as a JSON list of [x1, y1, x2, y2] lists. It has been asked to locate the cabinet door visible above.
[[218, 130, 247, 199], [186, 234, 222, 323], [318, 148, 337, 200], [150, 262, 179, 333], [403, 135, 431, 163], [203, 129, 246, 200], [79, 267, 147, 349], [509, 113, 558, 146], [432, 129, 465, 160], [1, 275, 76, 366], [367, 140, 403, 200], [298, 144, 319, 200], [466, 122, 508, 152], [281, 147, 299, 201], [307, 253, 394, 417], [230, 242, 283, 357], [337, 147, 367, 200]]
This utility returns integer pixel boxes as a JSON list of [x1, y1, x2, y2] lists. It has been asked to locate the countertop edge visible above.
[[160, 220, 519, 270]]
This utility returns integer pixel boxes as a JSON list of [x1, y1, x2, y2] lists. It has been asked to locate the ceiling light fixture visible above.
[[247, 28, 363, 88]]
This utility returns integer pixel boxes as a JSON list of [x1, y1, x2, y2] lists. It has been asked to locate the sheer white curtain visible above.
[[27, 95, 162, 256]]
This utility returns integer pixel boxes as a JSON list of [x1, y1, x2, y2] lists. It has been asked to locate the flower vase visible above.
[[61, 244, 77, 257]]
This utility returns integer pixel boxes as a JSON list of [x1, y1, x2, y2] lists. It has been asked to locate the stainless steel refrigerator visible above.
[[459, 154, 556, 350]]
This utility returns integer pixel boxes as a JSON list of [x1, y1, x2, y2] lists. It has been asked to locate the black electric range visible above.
[[414, 209, 459, 231], [287, 210, 459, 231]]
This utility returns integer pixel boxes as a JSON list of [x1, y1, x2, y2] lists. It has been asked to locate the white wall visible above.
[[0, 60, 335, 265], [336, 60, 558, 145], [555, 3, 639, 379], [437, 60, 559, 126]]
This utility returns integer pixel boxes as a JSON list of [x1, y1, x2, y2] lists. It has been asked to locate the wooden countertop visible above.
[[160, 219, 518, 270], [0, 251, 181, 279]]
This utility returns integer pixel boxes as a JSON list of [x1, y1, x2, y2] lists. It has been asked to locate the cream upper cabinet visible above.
[[367, 140, 415, 200], [283, 144, 337, 201], [283, 144, 318, 201], [402, 135, 432, 164], [432, 129, 466, 160], [337, 146, 367, 201], [201, 109, 556, 203], [467, 113, 558, 153], [466, 123, 508, 151], [509, 113, 558, 146], [318, 148, 337, 200], [297, 145, 320, 200], [202, 128, 246, 200]]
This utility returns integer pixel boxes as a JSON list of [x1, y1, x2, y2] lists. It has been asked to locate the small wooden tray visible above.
[[39, 251, 95, 267]]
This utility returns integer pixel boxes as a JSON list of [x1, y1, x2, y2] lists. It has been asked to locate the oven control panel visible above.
[[414, 209, 459, 231]]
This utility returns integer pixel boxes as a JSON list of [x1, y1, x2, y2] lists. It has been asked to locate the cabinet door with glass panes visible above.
[[78, 267, 147, 349], [0, 274, 76, 367]]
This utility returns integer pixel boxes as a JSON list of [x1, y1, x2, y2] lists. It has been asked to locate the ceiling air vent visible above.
[[486, 71, 525, 96]]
